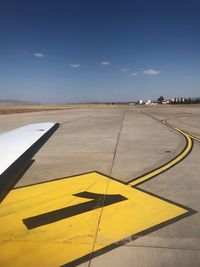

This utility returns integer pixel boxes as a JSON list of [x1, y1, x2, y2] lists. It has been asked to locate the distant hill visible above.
[[0, 99, 38, 104]]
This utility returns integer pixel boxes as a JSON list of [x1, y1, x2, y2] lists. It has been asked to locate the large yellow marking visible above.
[[128, 120, 193, 186], [0, 172, 189, 267]]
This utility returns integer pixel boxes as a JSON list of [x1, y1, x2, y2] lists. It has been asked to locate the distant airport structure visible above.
[[133, 97, 200, 105]]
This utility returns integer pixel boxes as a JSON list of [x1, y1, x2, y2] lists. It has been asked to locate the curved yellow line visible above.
[[128, 120, 193, 187], [165, 117, 200, 143]]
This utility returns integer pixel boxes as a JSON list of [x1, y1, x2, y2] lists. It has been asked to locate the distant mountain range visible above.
[[0, 99, 38, 104]]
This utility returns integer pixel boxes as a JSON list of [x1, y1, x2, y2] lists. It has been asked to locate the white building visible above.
[[145, 100, 152, 105]]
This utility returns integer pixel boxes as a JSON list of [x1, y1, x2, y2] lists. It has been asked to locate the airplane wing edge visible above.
[[0, 122, 60, 201]]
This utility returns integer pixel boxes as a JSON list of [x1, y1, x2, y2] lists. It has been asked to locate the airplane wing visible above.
[[0, 122, 59, 201]]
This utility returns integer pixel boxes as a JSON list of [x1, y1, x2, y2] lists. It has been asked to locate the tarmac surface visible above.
[[0, 106, 200, 267]]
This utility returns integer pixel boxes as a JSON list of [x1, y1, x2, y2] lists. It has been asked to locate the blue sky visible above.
[[0, 0, 200, 103]]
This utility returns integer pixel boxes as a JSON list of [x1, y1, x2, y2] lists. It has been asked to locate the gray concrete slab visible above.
[[0, 106, 200, 267], [131, 143, 200, 251], [90, 245, 200, 267], [111, 109, 184, 181]]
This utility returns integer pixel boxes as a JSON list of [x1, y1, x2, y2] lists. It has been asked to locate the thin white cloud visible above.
[[142, 69, 161, 75], [70, 64, 80, 68], [101, 61, 110, 66], [33, 53, 45, 58], [131, 72, 138, 76], [121, 68, 128, 72]]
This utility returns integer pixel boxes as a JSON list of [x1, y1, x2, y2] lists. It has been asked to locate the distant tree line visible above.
[[170, 97, 200, 104], [156, 96, 200, 104]]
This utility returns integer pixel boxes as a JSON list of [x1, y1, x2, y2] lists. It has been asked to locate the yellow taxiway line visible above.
[[165, 117, 200, 144], [128, 119, 193, 187]]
